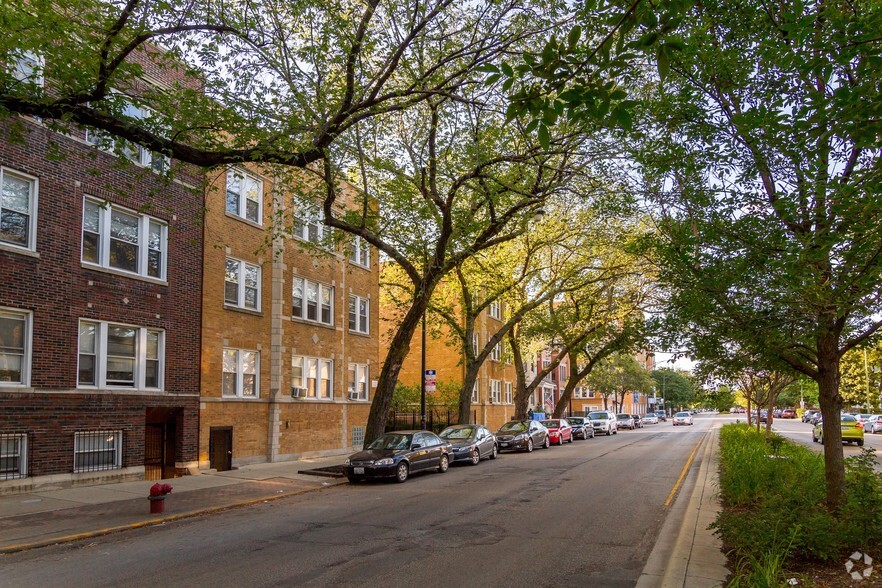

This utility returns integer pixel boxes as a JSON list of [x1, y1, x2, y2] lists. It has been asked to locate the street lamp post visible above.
[[420, 310, 427, 431]]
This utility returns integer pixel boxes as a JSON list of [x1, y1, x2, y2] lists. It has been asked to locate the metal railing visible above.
[[385, 408, 476, 434], [73, 430, 122, 473]]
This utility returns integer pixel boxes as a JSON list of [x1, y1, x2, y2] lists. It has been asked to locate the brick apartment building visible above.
[[386, 293, 519, 432], [0, 50, 204, 492], [199, 170, 378, 470]]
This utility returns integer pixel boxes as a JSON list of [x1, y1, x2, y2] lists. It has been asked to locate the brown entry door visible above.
[[145, 424, 165, 481], [209, 427, 232, 472]]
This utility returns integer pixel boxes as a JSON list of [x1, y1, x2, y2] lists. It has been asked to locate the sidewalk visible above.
[[1, 429, 730, 588], [0, 454, 350, 554]]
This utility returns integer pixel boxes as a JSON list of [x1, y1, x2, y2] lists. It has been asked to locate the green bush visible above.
[[714, 424, 882, 585]]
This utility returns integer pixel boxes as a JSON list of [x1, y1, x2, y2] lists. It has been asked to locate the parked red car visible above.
[[541, 419, 573, 445], [781, 408, 797, 419]]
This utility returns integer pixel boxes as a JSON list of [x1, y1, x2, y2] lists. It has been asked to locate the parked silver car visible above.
[[588, 411, 618, 436], [673, 411, 694, 426], [616, 413, 636, 430], [642, 413, 659, 425]]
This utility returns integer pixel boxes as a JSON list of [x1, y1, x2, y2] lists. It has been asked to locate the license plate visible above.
[[354, 467, 364, 474], [500, 442, 509, 447]]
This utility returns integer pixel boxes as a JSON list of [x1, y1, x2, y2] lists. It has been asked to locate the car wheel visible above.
[[438, 454, 450, 473], [568, 435, 573, 443], [812, 433, 817, 443], [613, 428, 617, 435], [490, 444, 498, 459], [526, 438, 534, 452], [858, 439, 865, 447], [395, 462, 409, 483], [544, 436, 551, 449], [470, 448, 481, 465]]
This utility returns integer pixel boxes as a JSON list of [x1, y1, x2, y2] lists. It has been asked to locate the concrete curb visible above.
[[0, 477, 348, 555], [636, 424, 728, 587]]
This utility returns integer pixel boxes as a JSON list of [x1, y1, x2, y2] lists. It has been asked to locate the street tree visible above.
[[838, 343, 882, 411], [651, 368, 693, 412], [585, 353, 653, 413], [634, 0, 882, 511]]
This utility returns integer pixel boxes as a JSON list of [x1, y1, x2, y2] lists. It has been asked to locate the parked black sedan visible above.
[[439, 424, 498, 465], [343, 430, 452, 483], [566, 416, 595, 439], [495, 420, 550, 452]]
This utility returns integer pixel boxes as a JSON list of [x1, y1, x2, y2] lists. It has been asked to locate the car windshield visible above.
[[367, 433, 412, 450], [656, 411, 665, 416], [440, 426, 475, 440], [588, 412, 609, 420], [499, 421, 528, 433], [616, 414, 630, 419], [569, 418, 584, 424], [676, 412, 689, 417], [841, 415, 857, 422], [541, 420, 559, 428]]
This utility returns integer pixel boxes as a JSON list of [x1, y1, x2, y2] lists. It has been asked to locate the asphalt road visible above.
[[759, 415, 882, 470], [0, 415, 718, 588]]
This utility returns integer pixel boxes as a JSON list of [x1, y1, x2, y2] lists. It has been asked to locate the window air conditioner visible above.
[[348, 391, 360, 401], [291, 387, 306, 398]]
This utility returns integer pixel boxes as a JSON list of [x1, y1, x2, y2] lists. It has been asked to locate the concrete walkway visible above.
[[1, 430, 730, 587]]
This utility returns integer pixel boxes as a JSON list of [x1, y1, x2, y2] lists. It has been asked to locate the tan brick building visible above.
[[385, 292, 519, 432], [199, 170, 378, 469]]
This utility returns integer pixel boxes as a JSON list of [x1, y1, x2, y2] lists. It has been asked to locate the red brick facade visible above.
[[0, 112, 204, 491]]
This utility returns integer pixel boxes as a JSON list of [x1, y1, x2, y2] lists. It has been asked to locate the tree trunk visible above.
[[746, 395, 752, 426], [817, 340, 846, 512], [364, 292, 430, 442], [458, 359, 480, 425], [553, 358, 580, 418], [509, 329, 530, 419]]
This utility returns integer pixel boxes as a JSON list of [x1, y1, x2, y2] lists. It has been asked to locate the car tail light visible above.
[[856, 423, 863, 429]]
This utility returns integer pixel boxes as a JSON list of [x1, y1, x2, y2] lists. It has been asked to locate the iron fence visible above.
[[385, 408, 476, 434]]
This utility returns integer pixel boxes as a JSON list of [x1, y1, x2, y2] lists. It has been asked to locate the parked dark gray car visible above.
[[495, 420, 550, 452], [343, 431, 452, 483], [439, 424, 498, 465], [566, 416, 595, 439]]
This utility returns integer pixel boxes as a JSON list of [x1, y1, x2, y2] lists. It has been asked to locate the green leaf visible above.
[[537, 123, 550, 150], [567, 25, 582, 50], [501, 62, 514, 78], [613, 105, 632, 130], [657, 46, 670, 82], [485, 73, 501, 86]]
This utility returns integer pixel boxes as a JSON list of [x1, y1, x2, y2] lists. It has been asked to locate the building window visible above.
[[224, 258, 261, 311], [0, 433, 27, 480], [471, 382, 479, 403], [222, 349, 259, 398], [472, 333, 479, 355], [85, 100, 168, 172], [0, 309, 30, 386], [350, 236, 370, 268], [292, 277, 333, 325], [348, 295, 369, 334], [490, 380, 501, 403], [9, 50, 44, 87], [225, 169, 263, 224], [73, 431, 122, 473], [488, 300, 501, 319], [559, 364, 567, 381], [505, 382, 513, 404], [348, 363, 369, 401], [291, 355, 333, 399], [292, 206, 330, 245], [82, 197, 167, 280], [77, 320, 163, 389], [489, 342, 501, 362], [0, 167, 38, 251]]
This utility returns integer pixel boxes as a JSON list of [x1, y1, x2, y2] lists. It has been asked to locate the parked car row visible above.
[[344, 410, 671, 483]]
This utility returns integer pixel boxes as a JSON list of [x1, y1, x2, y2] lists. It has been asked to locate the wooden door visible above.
[[209, 427, 232, 472]]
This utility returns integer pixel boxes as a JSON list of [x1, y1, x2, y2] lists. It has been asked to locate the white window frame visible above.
[[472, 333, 479, 355], [489, 342, 501, 362], [73, 430, 122, 473], [224, 257, 261, 311], [504, 381, 513, 404], [77, 320, 164, 390], [348, 363, 369, 401], [471, 382, 479, 404], [292, 277, 334, 326], [559, 364, 567, 381], [350, 236, 370, 268], [222, 348, 259, 398], [291, 355, 334, 400], [0, 433, 28, 479], [85, 98, 169, 172], [9, 50, 44, 87], [81, 197, 167, 281], [225, 168, 263, 225], [348, 294, 370, 334], [292, 206, 330, 245], [488, 300, 501, 320], [489, 379, 501, 403], [0, 166, 39, 252], [0, 308, 31, 387]]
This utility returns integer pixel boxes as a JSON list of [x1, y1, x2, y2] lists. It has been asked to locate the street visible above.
[[1, 416, 718, 588], [762, 415, 882, 470]]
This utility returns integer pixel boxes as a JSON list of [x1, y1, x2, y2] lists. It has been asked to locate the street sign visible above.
[[633, 391, 639, 403], [424, 369, 436, 393]]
